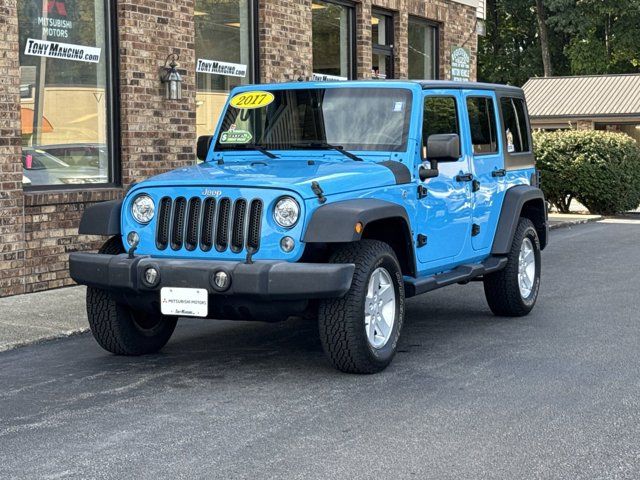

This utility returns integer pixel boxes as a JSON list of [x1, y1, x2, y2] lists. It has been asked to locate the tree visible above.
[[535, 0, 553, 76], [479, 0, 640, 85]]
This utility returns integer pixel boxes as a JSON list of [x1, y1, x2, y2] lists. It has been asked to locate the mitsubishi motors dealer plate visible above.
[[160, 287, 208, 317]]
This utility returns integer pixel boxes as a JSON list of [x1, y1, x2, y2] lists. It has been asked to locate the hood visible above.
[[137, 157, 409, 199]]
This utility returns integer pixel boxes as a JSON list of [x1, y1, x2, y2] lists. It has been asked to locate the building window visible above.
[[18, 0, 115, 189], [372, 10, 394, 79], [312, 0, 355, 80], [408, 17, 438, 80], [466, 96, 498, 154], [195, 0, 255, 138], [500, 97, 531, 153]]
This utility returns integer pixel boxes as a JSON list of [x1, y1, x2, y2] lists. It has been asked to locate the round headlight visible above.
[[273, 196, 300, 228], [132, 195, 155, 224]]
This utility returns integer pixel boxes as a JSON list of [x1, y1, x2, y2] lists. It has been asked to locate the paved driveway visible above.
[[1, 221, 639, 479]]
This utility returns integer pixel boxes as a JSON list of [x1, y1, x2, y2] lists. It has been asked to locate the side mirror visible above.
[[418, 133, 461, 181], [196, 135, 213, 161], [426, 133, 461, 163]]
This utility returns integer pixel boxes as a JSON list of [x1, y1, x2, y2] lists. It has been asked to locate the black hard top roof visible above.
[[416, 80, 524, 94]]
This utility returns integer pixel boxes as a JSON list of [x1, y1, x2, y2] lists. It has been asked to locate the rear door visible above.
[[462, 91, 504, 251], [417, 90, 473, 265]]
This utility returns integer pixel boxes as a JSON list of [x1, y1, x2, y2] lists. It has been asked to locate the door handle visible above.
[[492, 169, 506, 178], [455, 173, 474, 183]]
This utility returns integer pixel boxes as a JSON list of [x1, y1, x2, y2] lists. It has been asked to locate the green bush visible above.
[[533, 129, 640, 215]]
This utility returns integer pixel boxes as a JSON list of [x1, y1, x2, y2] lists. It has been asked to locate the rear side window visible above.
[[466, 96, 498, 155], [500, 97, 531, 153], [423, 96, 460, 142]]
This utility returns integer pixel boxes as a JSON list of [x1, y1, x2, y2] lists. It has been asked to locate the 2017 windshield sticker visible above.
[[220, 126, 253, 144], [230, 91, 275, 110]]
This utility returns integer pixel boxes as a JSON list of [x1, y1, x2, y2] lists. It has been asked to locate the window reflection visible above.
[[195, 0, 253, 139], [18, 0, 111, 187], [408, 17, 437, 80], [312, 1, 354, 79]]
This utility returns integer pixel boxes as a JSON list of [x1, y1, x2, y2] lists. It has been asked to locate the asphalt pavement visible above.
[[1, 220, 639, 480]]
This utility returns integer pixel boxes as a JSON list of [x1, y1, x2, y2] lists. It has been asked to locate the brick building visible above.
[[0, 0, 484, 297]]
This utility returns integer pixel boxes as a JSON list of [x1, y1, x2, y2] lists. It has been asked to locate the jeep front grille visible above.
[[156, 196, 263, 254]]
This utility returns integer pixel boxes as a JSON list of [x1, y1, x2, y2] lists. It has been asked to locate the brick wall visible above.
[[259, 0, 314, 82], [117, 0, 196, 185], [0, 0, 26, 297]]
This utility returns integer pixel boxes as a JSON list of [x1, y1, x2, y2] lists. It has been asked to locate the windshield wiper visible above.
[[223, 144, 278, 159], [291, 142, 363, 162]]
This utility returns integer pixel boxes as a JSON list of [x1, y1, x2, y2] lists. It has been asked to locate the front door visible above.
[[372, 10, 394, 79], [417, 91, 473, 265], [462, 91, 504, 251]]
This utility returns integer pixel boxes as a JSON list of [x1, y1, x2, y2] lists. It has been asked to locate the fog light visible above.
[[212, 270, 230, 291], [144, 267, 159, 286], [280, 236, 295, 253], [127, 231, 140, 247]]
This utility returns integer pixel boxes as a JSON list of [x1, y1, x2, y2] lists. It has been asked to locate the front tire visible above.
[[484, 218, 541, 316], [86, 236, 177, 355], [318, 240, 405, 374]]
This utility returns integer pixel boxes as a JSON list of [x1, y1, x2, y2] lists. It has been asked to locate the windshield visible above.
[[215, 87, 413, 152]]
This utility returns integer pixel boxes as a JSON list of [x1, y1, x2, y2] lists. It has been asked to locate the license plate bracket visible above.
[[160, 287, 208, 317]]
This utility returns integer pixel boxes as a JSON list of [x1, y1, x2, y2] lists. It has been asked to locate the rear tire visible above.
[[86, 236, 177, 355], [484, 218, 541, 316], [318, 240, 405, 374]]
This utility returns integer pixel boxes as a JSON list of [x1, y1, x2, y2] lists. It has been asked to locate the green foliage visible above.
[[534, 130, 640, 215], [479, 0, 640, 85]]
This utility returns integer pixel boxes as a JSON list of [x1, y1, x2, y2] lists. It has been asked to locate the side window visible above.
[[466, 96, 498, 155], [423, 96, 460, 145], [500, 97, 531, 153]]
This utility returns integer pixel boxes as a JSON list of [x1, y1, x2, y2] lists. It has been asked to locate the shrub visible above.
[[533, 129, 640, 215]]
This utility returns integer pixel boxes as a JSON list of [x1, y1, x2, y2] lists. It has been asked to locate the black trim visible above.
[[69, 253, 355, 300], [405, 256, 507, 298], [377, 161, 412, 184], [491, 185, 548, 255], [78, 199, 123, 236], [303, 198, 410, 243]]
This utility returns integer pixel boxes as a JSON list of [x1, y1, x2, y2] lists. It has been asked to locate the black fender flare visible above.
[[492, 185, 548, 255], [303, 199, 411, 243], [78, 199, 123, 236]]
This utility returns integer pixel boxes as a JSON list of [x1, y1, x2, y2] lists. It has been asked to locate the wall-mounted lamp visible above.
[[160, 53, 182, 100]]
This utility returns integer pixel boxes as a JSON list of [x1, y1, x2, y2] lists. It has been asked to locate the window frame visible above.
[[466, 95, 499, 156], [497, 93, 535, 170], [311, 0, 357, 80], [407, 15, 440, 81], [22, 0, 121, 192]]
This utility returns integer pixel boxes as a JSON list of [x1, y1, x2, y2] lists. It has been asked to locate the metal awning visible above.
[[522, 74, 640, 119]]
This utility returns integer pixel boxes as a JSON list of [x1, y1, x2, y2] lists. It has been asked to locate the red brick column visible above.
[[258, 0, 314, 82], [0, 0, 26, 296], [117, 0, 197, 186]]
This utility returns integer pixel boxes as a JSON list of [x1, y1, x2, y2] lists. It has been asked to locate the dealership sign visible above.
[[312, 73, 347, 81], [24, 38, 101, 63], [196, 59, 247, 78], [451, 46, 471, 82]]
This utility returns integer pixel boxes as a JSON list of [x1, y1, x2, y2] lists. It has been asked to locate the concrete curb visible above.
[[549, 214, 603, 230]]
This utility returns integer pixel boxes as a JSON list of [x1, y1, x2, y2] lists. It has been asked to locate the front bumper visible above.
[[69, 253, 355, 300]]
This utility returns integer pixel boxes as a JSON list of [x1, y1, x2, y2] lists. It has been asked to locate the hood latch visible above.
[[311, 181, 326, 204]]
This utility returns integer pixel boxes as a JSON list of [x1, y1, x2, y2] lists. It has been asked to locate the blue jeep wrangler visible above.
[[70, 81, 548, 374]]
